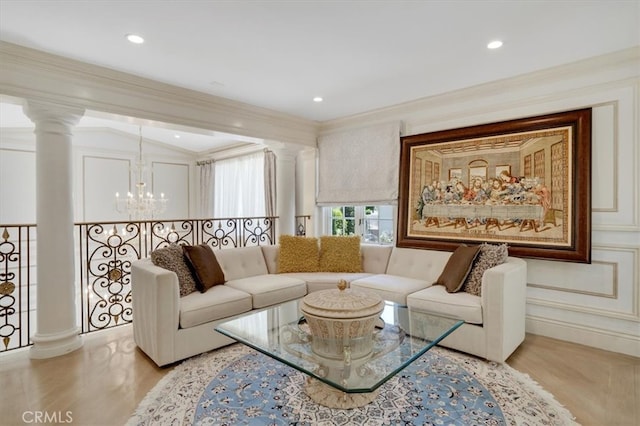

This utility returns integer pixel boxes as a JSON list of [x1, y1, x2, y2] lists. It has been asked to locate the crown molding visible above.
[[0, 41, 318, 147], [320, 47, 640, 133]]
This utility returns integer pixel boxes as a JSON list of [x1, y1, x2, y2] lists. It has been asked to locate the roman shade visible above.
[[316, 122, 401, 206]]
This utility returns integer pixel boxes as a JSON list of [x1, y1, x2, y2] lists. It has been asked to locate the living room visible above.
[[0, 1, 638, 425]]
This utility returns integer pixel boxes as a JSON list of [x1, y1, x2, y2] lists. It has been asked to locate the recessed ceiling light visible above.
[[174, 134, 181, 139], [126, 34, 145, 44], [313, 97, 323, 103], [487, 40, 503, 49]]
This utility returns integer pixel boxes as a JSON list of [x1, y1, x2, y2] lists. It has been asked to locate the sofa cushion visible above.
[[261, 245, 279, 274], [407, 285, 483, 324], [225, 274, 307, 309], [360, 244, 393, 274], [282, 272, 373, 293], [435, 244, 481, 293], [277, 235, 320, 273], [385, 247, 451, 282], [214, 246, 269, 281], [350, 274, 431, 305], [182, 244, 226, 292], [179, 285, 252, 328], [463, 243, 509, 296], [150, 243, 197, 297]]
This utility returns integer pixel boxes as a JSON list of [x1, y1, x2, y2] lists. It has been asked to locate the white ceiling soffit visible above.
[[0, 103, 264, 153], [0, 1, 638, 148]]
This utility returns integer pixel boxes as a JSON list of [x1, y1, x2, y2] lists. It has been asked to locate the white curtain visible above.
[[263, 150, 277, 217], [316, 121, 401, 206], [198, 160, 214, 218], [213, 151, 265, 217]]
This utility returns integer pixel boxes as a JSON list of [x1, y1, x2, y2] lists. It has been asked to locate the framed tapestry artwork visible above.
[[397, 108, 592, 263]]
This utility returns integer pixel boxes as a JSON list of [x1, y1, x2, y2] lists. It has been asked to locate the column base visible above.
[[30, 327, 83, 359]]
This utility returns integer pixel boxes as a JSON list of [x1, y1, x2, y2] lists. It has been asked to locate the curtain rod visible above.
[[196, 148, 273, 166]]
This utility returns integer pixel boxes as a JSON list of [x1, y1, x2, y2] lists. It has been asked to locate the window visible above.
[[324, 205, 395, 245]]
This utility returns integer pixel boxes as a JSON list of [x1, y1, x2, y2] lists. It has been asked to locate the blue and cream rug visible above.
[[128, 344, 577, 425]]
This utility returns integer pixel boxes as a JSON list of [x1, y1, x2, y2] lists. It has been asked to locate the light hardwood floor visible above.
[[0, 325, 637, 425]]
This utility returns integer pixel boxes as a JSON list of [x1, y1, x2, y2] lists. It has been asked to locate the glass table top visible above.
[[215, 298, 463, 395]]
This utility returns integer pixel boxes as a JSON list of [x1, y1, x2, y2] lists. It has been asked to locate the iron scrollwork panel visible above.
[[201, 219, 239, 249], [242, 217, 275, 246], [83, 223, 142, 332]]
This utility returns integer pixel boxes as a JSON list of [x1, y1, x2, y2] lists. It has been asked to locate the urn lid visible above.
[[301, 280, 384, 319]]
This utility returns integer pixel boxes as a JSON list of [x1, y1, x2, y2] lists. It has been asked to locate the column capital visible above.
[[264, 141, 305, 160], [23, 100, 84, 132]]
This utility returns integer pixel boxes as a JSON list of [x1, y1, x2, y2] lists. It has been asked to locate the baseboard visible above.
[[526, 316, 640, 358]]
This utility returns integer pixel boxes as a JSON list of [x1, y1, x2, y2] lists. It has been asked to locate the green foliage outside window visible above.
[[331, 207, 355, 235]]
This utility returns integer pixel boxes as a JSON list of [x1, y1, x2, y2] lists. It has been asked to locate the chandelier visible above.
[[115, 126, 168, 220]]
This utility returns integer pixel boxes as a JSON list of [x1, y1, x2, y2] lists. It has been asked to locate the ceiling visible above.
[[1, 1, 638, 151]]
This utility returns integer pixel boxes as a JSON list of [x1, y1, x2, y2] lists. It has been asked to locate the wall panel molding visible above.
[[526, 296, 639, 323], [528, 260, 618, 298], [527, 245, 638, 319], [591, 101, 618, 212], [152, 161, 191, 220], [82, 155, 130, 222], [526, 315, 640, 358]]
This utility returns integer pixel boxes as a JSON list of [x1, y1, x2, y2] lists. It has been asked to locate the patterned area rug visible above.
[[128, 344, 577, 425]]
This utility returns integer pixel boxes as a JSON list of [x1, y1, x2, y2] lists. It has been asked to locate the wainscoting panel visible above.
[[527, 259, 617, 298], [591, 85, 638, 231], [82, 156, 130, 222], [591, 103, 616, 212], [527, 246, 638, 319], [152, 161, 190, 220], [0, 148, 36, 224]]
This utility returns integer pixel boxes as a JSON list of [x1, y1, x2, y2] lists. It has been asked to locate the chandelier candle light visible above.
[[115, 126, 168, 220]]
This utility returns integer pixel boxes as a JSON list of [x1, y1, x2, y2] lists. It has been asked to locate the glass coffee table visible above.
[[215, 298, 463, 409]]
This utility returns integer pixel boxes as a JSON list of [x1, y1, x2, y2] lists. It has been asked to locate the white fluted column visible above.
[[268, 144, 298, 237], [296, 148, 318, 237], [23, 100, 85, 359]]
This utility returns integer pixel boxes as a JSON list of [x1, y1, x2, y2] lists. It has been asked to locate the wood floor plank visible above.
[[507, 333, 639, 426], [0, 327, 637, 425]]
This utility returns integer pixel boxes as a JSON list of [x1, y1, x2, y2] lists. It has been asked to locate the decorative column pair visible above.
[[23, 100, 85, 358]]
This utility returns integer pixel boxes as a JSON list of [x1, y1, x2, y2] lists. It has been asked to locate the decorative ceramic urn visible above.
[[300, 280, 384, 360]]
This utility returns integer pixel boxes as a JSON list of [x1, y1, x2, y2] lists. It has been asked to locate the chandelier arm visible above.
[[113, 125, 169, 220]]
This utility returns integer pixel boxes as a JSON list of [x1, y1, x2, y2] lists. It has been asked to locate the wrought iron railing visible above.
[[0, 225, 34, 352], [0, 216, 277, 352], [295, 215, 311, 236]]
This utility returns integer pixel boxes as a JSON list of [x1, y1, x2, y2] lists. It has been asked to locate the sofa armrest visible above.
[[481, 257, 527, 362], [131, 258, 181, 366]]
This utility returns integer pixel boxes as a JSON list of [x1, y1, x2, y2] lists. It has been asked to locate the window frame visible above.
[[322, 205, 396, 245]]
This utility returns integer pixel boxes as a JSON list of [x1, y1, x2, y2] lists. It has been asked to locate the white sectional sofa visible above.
[[131, 244, 527, 367]]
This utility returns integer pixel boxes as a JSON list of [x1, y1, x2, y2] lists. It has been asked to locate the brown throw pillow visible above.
[[463, 243, 509, 296], [150, 244, 197, 297], [435, 244, 481, 293], [182, 244, 226, 293]]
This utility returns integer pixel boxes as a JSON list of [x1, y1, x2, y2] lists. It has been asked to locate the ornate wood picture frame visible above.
[[397, 108, 592, 263]]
